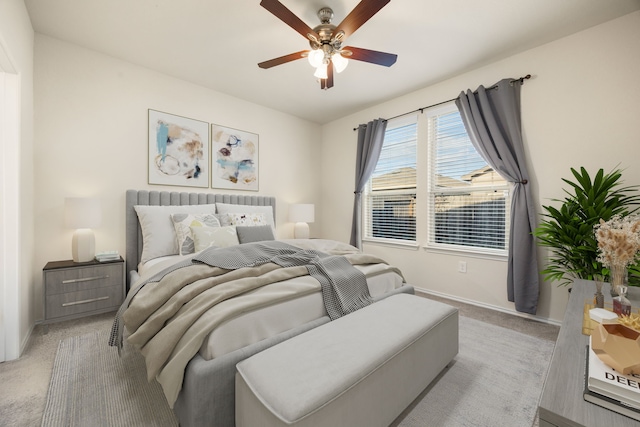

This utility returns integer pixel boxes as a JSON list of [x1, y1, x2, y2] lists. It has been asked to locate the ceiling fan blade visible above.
[[343, 46, 397, 67], [258, 50, 309, 69], [260, 0, 319, 41], [334, 0, 390, 40], [321, 63, 335, 89]]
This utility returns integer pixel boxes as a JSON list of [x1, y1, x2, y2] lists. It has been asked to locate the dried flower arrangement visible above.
[[594, 214, 640, 269]]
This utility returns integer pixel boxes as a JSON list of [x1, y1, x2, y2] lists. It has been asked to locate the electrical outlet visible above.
[[458, 261, 467, 273]]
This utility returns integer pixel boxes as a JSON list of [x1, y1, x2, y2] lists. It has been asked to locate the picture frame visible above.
[[211, 124, 259, 191], [148, 109, 209, 188]]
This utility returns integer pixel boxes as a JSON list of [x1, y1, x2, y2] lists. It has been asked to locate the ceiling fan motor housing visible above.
[[309, 7, 344, 58]]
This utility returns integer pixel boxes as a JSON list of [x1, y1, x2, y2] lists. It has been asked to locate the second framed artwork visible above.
[[211, 124, 259, 191]]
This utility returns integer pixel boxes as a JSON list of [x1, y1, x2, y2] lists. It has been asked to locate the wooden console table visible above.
[[538, 280, 640, 427]]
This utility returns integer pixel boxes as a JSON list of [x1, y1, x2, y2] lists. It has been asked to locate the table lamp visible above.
[[65, 197, 101, 262], [289, 204, 315, 239]]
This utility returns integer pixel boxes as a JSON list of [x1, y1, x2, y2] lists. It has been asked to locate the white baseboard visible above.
[[19, 322, 35, 359], [414, 286, 562, 327]]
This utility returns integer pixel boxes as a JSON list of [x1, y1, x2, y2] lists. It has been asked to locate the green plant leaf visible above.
[[534, 167, 640, 286]]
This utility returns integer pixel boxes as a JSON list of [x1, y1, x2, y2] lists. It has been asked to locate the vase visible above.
[[609, 263, 628, 297], [593, 280, 605, 308]]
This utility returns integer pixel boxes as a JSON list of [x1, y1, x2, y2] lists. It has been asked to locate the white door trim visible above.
[[0, 34, 21, 362]]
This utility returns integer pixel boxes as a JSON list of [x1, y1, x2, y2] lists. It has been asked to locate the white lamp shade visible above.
[[289, 204, 315, 223], [332, 52, 348, 73], [65, 197, 102, 229], [65, 197, 101, 262], [308, 49, 324, 68], [313, 64, 328, 79], [290, 204, 314, 239]]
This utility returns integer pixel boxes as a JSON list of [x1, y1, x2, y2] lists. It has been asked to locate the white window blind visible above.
[[427, 105, 510, 252], [363, 115, 417, 242]]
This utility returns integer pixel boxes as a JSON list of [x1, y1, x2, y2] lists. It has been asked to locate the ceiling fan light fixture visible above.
[[258, 0, 397, 90], [313, 63, 328, 79], [308, 49, 324, 68], [332, 52, 348, 73]]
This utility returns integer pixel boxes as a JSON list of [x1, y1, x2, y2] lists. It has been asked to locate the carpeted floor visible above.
[[392, 316, 554, 426], [0, 294, 559, 427], [41, 330, 178, 427]]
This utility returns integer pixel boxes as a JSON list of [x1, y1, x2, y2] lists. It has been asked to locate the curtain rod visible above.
[[353, 74, 531, 131]]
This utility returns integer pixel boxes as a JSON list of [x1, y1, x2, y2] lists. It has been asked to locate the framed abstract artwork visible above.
[[211, 124, 259, 191], [148, 109, 209, 188]]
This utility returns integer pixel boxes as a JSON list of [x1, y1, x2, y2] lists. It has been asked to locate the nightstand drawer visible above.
[[45, 263, 122, 296], [45, 285, 123, 320]]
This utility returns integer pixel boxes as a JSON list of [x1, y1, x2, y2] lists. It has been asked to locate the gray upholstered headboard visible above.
[[125, 189, 276, 289]]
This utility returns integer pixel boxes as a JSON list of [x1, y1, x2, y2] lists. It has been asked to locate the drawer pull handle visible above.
[[61, 275, 109, 284], [62, 296, 109, 307]]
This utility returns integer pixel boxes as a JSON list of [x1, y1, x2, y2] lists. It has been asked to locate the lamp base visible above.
[[72, 228, 95, 262], [293, 222, 310, 239]]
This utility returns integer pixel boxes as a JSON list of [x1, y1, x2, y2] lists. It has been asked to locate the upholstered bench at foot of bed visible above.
[[235, 293, 459, 427], [173, 284, 415, 427]]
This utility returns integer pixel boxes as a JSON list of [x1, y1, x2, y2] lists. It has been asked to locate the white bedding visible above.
[[130, 239, 404, 361]]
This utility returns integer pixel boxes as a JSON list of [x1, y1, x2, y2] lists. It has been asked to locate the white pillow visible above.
[[171, 213, 221, 255], [225, 212, 267, 227], [134, 204, 217, 264], [216, 203, 275, 228], [191, 225, 239, 252]]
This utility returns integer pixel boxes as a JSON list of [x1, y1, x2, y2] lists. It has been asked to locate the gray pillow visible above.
[[236, 225, 275, 244]]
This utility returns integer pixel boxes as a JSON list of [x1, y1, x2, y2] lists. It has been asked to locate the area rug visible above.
[[41, 330, 177, 426], [392, 316, 555, 427], [41, 316, 554, 427]]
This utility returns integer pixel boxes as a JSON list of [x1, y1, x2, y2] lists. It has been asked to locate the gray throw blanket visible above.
[[109, 241, 372, 350]]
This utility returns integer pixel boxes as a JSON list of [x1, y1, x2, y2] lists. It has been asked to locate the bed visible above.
[[116, 189, 415, 427]]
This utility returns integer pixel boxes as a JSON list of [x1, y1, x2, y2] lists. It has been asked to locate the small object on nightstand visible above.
[[95, 250, 120, 262], [42, 256, 125, 332]]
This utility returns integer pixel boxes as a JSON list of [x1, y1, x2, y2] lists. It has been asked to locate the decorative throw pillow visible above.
[[216, 203, 275, 228], [236, 225, 275, 244], [191, 225, 240, 252], [225, 213, 267, 227], [171, 213, 221, 255], [134, 204, 217, 264]]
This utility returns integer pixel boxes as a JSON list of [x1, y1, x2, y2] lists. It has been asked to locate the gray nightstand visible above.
[[42, 257, 125, 328]]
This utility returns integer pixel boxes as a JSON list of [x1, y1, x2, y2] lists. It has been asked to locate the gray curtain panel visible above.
[[350, 119, 387, 249], [455, 79, 539, 314]]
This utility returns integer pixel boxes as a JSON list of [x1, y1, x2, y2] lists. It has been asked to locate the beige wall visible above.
[[320, 11, 640, 323], [32, 35, 322, 321], [0, 0, 34, 358]]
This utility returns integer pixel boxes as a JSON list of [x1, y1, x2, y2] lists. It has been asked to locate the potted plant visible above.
[[533, 167, 640, 287]]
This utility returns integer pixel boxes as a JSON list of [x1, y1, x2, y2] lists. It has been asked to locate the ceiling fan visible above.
[[258, 0, 398, 90]]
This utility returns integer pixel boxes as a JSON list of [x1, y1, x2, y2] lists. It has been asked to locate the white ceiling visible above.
[[24, 0, 640, 124]]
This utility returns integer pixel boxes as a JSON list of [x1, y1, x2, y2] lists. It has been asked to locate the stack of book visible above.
[[584, 338, 640, 421], [95, 251, 120, 262]]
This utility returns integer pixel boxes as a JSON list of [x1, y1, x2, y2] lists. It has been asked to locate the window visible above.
[[361, 103, 510, 255], [426, 104, 510, 253], [363, 115, 417, 243]]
